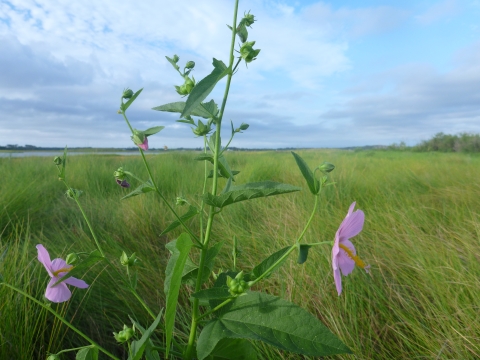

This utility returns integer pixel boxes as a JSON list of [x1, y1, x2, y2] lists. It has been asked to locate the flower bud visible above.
[[120, 251, 137, 267], [65, 188, 83, 200], [235, 123, 249, 133], [242, 11, 256, 27], [122, 88, 134, 99], [53, 156, 62, 166], [116, 179, 131, 188], [318, 162, 335, 173], [227, 272, 249, 295], [173, 54, 180, 63], [113, 325, 134, 343], [113, 167, 126, 180], [191, 120, 211, 136], [175, 76, 195, 96], [176, 196, 187, 206], [65, 253, 79, 265], [185, 61, 195, 69], [240, 41, 261, 63]]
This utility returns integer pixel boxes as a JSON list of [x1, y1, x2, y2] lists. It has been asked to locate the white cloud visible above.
[[416, 0, 460, 25]]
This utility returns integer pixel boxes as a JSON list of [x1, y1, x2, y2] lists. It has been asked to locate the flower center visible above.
[[52, 267, 72, 277], [339, 243, 370, 273]]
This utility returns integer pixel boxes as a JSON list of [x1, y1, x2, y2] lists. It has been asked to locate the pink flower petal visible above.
[[36, 244, 53, 277], [138, 137, 148, 150], [333, 268, 342, 296], [338, 209, 364, 240], [46, 277, 72, 303], [64, 277, 89, 289], [50, 258, 72, 277]]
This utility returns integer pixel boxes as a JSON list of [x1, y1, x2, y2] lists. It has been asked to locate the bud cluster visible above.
[[65, 188, 83, 200], [114, 167, 131, 188], [113, 324, 135, 343], [226, 271, 251, 296], [120, 251, 138, 267]]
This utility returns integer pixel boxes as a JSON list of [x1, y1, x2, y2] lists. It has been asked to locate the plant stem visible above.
[[296, 194, 319, 244], [184, 1, 240, 359], [196, 297, 234, 322], [1, 283, 120, 360]]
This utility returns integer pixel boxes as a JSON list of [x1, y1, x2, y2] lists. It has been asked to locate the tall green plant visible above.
[[1, 2, 371, 359]]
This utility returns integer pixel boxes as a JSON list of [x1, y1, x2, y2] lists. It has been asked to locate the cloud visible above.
[[319, 40, 480, 143], [416, 0, 460, 25]]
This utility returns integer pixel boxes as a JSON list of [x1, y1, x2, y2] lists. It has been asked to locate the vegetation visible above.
[[386, 132, 480, 153], [1, 150, 479, 359]]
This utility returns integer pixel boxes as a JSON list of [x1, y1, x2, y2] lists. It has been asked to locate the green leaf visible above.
[[152, 101, 212, 119], [291, 151, 319, 194], [122, 88, 143, 112], [76, 347, 99, 360], [181, 241, 223, 286], [52, 249, 103, 287], [144, 126, 165, 136], [128, 316, 161, 360], [58, 146, 67, 180], [297, 244, 312, 264], [208, 131, 220, 154], [203, 182, 301, 208], [209, 338, 257, 360], [181, 59, 229, 118], [236, 24, 248, 43], [165, 55, 179, 70], [164, 234, 193, 357], [251, 246, 291, 280], [192, 286, 231, 300], [160, 205, 198, 236], [201, 99, 219, 118], [197, 292, 352, 360], [129, 309, 164, 360], [194, 154, 235, 181], [177, 118, 196, 125], [121, 180, 155, 200], [207, 170, 240, 179]]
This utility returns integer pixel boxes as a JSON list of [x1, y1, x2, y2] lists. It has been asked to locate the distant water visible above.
[[0, 151, 159, 158]]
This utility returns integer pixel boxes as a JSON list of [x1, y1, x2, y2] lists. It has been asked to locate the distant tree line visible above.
[[388, 132, 480, 153]]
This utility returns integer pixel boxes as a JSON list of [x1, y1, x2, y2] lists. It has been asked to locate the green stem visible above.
[[1, 283, 119, 360], [196, 297, 234, 322], [251, 195, 321, 286], [121, 110, 200, 245], [184, 2, 240, 359]]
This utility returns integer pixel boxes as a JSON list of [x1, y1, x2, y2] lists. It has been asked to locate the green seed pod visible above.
[[173, 54, 180, 63], [243, 11, 256, 27], [53, 156, 62, 165], [176, 196, 187, 206], [113, 325, 134, 343], [318, 162, 335, 173], [240, 41, 261, 63], [122, 88, 134, 99], [120, 251, 137, 267], [185, 61, 195, 69]]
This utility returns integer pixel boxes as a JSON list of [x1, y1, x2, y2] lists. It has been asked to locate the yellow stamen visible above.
[[339, 243, 369, 272], [52, 267, 72, 277]]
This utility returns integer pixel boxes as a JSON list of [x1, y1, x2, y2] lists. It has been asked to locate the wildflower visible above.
[[36, 244, 89, 303], [116, 178, 131, 188], [331, 202, 370, 296], [138, 137, 148, 150]]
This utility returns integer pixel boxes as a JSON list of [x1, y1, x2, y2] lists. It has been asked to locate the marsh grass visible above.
[[1, 150, 479, 359]]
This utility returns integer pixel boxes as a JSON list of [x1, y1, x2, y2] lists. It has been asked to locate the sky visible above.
[[1, 0, 480, 149]]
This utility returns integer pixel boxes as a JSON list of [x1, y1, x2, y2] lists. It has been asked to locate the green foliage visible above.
[[414, 132, 480, 152], [297, 244, 311, 264], [291, 151, 319, 194], [181, 59, 229, 118], [196, 291, 351, 360], [76, 347, 99, 360], [203, 181, 301, 208], [160, 205, 198, 236], [152, 100, 218, 120], [128, 309, 163, 360], [121, 180, 155, 200], [181, 241, 224, 286], [207, 338, 257, 360], [121, 88, 143, 112], [164, 234, 193, 357], [251, 246, 290, 280]]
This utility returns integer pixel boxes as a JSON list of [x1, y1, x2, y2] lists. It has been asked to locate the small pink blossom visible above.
[[36, 244, 89, 303], [332, 202, 370, 296], [138, 137, 148, 150], [116, 178, 130, 188]]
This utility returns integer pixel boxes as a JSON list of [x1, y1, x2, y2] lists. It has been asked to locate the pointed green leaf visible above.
[[297, 244, 312, 264], [129, 309, 164, 360], [207, 170, 240, 179], [221, 177, 232, 195], [121, 180, 155, 200], [181, 241, 223, 286], [52, 249, 103, 287], [144, 126, 165, 136], [203, 181, 301, 208], [210, 338, 257, 360], [128, 316, 161, 360], [181, 59, 229, 118], [164, 234, 193, 357], [76, 347, 99, 360], [197, 292, 352, 360], [194, 154, 235, 181], [236, 24, 248, 43], [291, 152, 319, 194], [152, 101, 212, 119], [192, 286, 231, 300], [165, 55, 180, 70], [200, 99, 219, 118], [251, 246, 291, 280], [122, 88, 143, 112], [160, 205, 198, 236]]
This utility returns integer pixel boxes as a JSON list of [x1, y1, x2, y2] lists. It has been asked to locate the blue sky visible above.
[[1, 0, 479, 149]]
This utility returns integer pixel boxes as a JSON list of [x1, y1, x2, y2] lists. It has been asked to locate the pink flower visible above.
[[332, 202, 370, 296], [116, 178, 131, 188], [138, 137, 148, 150], [36, 244, 89, 303]]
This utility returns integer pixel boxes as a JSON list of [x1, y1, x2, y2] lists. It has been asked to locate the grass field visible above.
[[1, 150, 479, 359]]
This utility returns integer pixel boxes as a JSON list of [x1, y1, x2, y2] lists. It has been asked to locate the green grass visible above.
[[1, 150, 479, 359]]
